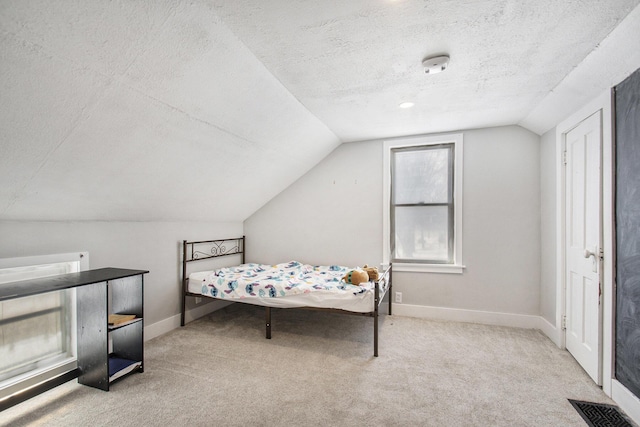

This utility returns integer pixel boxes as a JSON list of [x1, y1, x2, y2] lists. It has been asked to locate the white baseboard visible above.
[[392, 303, 544, 330], [144, 314, 181, 341], [612, 379, 640, 425], [144, 300, 232, 341], [538, 316, 563, 347], [146, 302, 557, 343]]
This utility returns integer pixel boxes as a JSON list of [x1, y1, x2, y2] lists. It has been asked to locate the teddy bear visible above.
[[362, 264, 379, 281], [342, 269, 370, 286]]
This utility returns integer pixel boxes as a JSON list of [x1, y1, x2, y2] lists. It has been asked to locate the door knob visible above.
[[584, 247, 599, 273]]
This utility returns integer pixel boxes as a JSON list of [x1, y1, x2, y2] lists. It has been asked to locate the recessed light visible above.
[[399, 102, 414, 109]]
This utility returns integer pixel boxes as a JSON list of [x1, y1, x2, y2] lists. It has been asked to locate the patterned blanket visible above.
[[201, 261, 367, 300]]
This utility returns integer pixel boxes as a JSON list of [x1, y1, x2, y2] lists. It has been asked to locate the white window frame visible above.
[[383, 133, 464, 274], [0, 252, 89, 400]]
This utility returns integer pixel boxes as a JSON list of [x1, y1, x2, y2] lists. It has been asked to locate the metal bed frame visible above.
[[180, 236, 392, 356]]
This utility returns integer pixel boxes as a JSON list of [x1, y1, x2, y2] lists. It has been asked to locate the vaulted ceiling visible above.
[[1, 1, 639, 222]]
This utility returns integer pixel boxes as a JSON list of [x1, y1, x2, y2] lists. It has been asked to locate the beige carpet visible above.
[[2, 303, 614, 426]]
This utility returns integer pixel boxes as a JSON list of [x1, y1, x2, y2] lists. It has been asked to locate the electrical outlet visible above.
[[195, 297, 202, 304], [395, 292, 402, 303]]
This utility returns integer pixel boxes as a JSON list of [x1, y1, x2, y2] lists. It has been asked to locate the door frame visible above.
[[555, 89, 614, 395]]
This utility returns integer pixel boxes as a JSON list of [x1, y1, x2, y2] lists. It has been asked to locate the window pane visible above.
[[0, 261, 77, 383], [0, 292, 68, 381], [393, 147, 450, 204], [393, 206, 450, 262]]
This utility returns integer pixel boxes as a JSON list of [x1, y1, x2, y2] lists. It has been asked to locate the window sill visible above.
[[386, 263, 465, 274]]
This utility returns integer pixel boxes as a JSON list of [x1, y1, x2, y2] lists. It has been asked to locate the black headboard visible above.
[[182, 236, 245, 265], [615, 67, 640, 399], [180, 236, 245, 326], [182, 236, 245, 291]]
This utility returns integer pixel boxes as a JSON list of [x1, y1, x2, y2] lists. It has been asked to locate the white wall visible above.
[[246, 125, 541, 318], [0, 220, 242, 335], [245, 139, 382, 267], [539, 128, 557, 325]]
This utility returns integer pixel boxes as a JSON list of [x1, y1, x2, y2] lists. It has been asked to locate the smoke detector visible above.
[[422, 55, 450, 74]]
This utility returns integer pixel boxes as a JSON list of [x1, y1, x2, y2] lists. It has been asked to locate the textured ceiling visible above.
[[0, 1, 340, 221], [210, 0, 640, 141], [1, 0, 640, 222]]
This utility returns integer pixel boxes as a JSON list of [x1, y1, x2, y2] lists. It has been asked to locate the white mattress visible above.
[[188, 266, 384, 313]]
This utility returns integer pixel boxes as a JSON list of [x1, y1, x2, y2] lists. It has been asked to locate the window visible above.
[[391, 144, 454, 263], [383, 134, 464, 273], [0, 253, 88, 400]]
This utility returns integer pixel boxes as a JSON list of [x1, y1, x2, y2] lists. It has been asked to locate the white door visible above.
[[564, 111, 602, 384]]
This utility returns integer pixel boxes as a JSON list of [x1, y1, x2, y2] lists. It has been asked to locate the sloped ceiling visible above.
[[0, 1, 339, 222], [1, 1, 639, 222]]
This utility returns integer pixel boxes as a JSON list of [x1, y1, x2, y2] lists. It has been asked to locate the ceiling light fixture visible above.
[[398, 102, 414, 109], [422, 55, 450, 74]]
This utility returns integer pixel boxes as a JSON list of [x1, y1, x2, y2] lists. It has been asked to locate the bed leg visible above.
[[265, 307, 272, 339], [374, 314, 379, 357], [374, 283, 379, 357], [181, 282, 186, 327], [388, 263, 393, 316], [181, 240, 187, 327]]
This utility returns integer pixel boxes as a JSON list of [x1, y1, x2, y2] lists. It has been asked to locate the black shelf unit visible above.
[[0, 268, 148, 410], [76, 270, 146, 391]]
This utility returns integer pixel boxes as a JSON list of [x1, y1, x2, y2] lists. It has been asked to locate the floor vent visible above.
[[569, 399, 636, 427]]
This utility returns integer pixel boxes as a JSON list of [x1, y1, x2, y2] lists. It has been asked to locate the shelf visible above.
[[0, 267, 147, 406], [108, 317, 142, 331], [77, 272, 145, 391], [0, 268, 149, 302], [108, 356, 142, 383]]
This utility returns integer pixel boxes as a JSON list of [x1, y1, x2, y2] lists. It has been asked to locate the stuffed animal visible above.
[[362, 264, 379, 281], [342, 269, 370, 286]]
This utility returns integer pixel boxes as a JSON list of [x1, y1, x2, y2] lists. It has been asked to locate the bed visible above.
[[180, 236, 392, 356]]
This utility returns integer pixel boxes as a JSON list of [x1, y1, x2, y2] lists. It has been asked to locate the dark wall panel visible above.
[[615, 66, 640, 398]]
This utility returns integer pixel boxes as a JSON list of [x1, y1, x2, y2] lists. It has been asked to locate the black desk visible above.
[[0, 268, 148, 411]]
